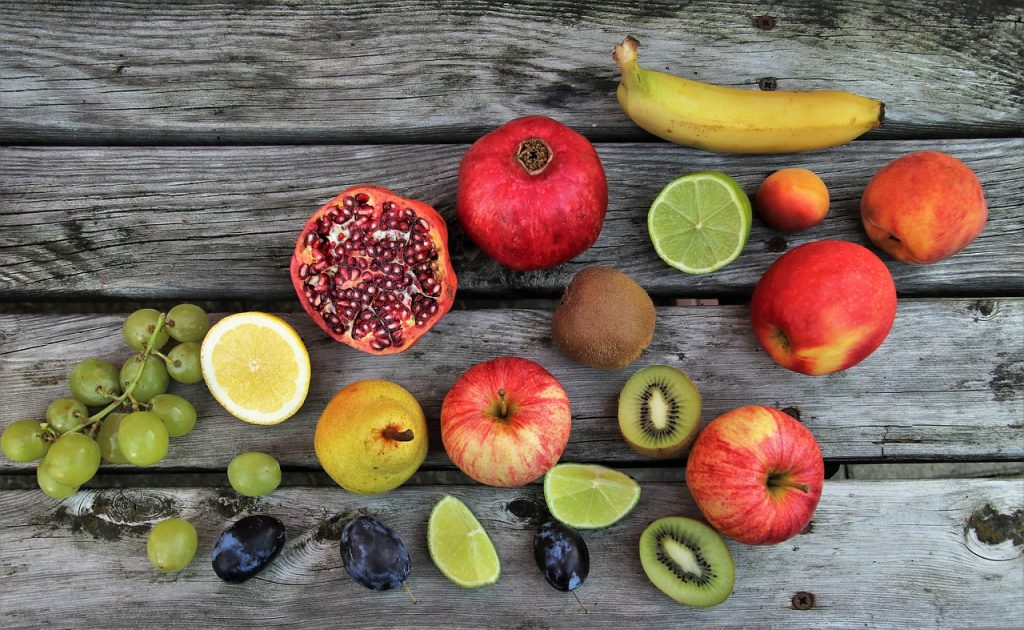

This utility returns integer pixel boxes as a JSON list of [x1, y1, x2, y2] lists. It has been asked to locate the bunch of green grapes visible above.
[[0, 304, 211, 499]]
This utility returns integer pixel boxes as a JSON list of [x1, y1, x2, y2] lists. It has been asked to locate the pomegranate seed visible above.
[[370, 338, 390, 350], [303, 232, 318, 247], [355, 192, 370, 204], [298, 263, 310, 278], [343, 196, 355, 208]]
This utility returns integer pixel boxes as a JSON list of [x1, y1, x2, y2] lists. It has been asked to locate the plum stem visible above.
[[383, 427, 415, 442], [497, 389, 508, 419], [402, 581, 417, 604], [571, 589, 588, 613]]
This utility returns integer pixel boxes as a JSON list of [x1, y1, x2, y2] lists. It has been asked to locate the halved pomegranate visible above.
[[290, 185, 457, 354]]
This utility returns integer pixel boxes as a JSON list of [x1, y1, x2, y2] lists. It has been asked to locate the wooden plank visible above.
[[0, 480, 1020, 628], [1, 299, 1020, 474], [1, 1, 1022, 143], [1, 138, 1021, 300]]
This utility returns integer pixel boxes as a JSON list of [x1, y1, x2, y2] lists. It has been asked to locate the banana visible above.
[[612, 36, 884, 154]]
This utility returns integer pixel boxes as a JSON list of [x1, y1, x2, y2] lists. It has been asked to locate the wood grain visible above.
[[1, 138, 1021, 300], [1, 299, 1020, 474], [0, 480, 1020, 628], [1, 1, 1022, 143]]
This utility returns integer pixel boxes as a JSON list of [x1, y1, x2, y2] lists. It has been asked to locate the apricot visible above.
[[755, 168, 830, 232], [860, 151, 987, 264]]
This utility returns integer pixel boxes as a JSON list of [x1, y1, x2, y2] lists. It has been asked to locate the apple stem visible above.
[[497, 389, 508, 419], [383, 426, 415, 442], [773, 478, 811, 493]]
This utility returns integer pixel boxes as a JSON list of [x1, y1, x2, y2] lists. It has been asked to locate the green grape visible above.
[[69, 358, 122, 406], [166, 304, 210, 343], [44, 432, 101, 487], [166, 342, 203, 384], [96, 412, 129, 464], [117, 411, 169, 466], [120, 354, 169, 403], [147, 517, 198, 572], [123, 308, 170, 352], [227, 452, 282, 497], [2, 420, 50, 462], [45, 398, 89, 434], [149, 394, 197, 438], [37, 462, 78, 500]]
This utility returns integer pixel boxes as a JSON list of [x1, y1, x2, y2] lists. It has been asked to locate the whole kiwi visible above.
[[551, 266, 656, 370]]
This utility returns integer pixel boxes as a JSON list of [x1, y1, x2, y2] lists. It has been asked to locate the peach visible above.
[[860, 151, 987, 264], [755, 168, 830, 232]]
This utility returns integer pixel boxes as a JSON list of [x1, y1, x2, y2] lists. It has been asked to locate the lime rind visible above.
[[543, 463, 642, 530], [427, 495, 501, 588], [648, 171, 752, 275]]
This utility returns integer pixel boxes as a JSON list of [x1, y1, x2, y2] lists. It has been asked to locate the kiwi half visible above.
[[639, 516, 735, 608], [617, 365, 701, 459]]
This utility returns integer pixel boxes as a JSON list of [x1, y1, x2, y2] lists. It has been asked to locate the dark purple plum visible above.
[[534, 520, 589, 591], [211, 515, 286, 583], [340, 515, 411, 591]]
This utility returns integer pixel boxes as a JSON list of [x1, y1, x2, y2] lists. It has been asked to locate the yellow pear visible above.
[[314, 379, 428, 494]]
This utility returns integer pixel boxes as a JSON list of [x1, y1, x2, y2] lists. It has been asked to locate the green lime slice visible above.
[[543, 463, 641, 529], [427, 495, 501, 588], [648, 171, 752, 274]]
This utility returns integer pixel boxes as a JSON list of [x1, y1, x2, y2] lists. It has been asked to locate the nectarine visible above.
[[755, 168, 830, 232]]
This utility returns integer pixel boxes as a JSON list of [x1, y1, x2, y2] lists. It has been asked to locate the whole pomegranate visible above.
[[456, 116, 608, 271], [290, 185, 457, 354]]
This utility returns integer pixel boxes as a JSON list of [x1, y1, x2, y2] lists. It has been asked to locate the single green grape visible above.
[[166, 342, 202, 384], [166, 304, 210, 343], [227, 452, 282, 497], [45, 398, 89, 434], [96, 412, 129, 464], [37, 462, 78, 500], [120, 354, 169, 403], [117, 411, 169, 466], [147, 517, 198, 572], [123, 308, 170, 352], [69, 358, 122, 407], [44, 432, 101, 487], [148, 394, 197, 438], [2, 420, 50, 462]]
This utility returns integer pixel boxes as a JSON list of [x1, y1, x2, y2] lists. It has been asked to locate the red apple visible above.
[[686, 405, 824, 545], [750, 240, 897, 375], [861, 151, 987, 264], [755, 168, 830, 232], [441, 357, 572, 487]]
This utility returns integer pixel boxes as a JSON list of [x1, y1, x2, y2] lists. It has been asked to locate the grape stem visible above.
[[63, 312, 168, 437]]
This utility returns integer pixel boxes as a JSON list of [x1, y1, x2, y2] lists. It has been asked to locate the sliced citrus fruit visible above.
[[648, 171, 752, 274], [200, 312, 310, 425], [427, 495, 501, 588], [543, 463, 641, 529]]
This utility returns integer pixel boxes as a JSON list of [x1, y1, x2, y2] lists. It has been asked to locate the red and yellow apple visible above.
[[755, 168, 830, 232], [686, 405, 824, 545], [750, 240, 897, 376], [861, 151, 987, 264], [441, 357, 571, 487]]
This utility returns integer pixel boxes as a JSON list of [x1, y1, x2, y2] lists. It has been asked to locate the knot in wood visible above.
[[755, 15, 776, 30]]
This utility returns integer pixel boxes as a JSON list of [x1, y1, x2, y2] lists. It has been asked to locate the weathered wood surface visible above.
[[1, 138, 1021, 300], [1, 299, 1021, 474], [2, 1, 1022, 144], [1, 480, 1020, 628]]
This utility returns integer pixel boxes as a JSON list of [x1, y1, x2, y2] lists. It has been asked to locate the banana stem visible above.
[[612, 36, 642, 84]]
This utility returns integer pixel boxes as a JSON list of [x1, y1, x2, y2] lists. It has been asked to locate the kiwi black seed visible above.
[[639, 516, 734, 608], [551, 266, 656, 371], [618, 365, 701, 459]]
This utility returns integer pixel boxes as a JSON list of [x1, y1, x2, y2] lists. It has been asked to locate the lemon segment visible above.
[[200, 312, 310, 425], [544, 463, 641, 529], [427, 495, 501, 588]]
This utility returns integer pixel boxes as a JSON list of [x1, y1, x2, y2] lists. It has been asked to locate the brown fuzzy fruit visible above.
[[551, 267, 656, 370]]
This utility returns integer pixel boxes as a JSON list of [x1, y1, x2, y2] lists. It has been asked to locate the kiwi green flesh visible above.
[[639, 516, 735, 608], [618, 365, 701, 459]]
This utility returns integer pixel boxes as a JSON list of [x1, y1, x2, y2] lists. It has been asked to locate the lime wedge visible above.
[[427, 495, 501, 588], [543, 463, 641, 529], [648, 171, 752, 274]]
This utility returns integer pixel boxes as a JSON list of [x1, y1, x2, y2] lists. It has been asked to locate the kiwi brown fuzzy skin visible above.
[[551, 266, 656, 371]]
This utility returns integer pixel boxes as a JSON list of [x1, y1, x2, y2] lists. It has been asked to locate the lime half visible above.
[[427, 495, 501, 588], [543, 463, 641, 529], [648, 171, 752, 274]]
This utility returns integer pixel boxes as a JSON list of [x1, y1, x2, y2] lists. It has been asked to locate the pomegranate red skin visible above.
[[290, 185, 457, 355], [456, 116, 608, 271]]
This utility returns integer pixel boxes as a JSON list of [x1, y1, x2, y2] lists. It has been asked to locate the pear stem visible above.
[[383, 427, 415, 442], [497, 389, 508, 419]]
